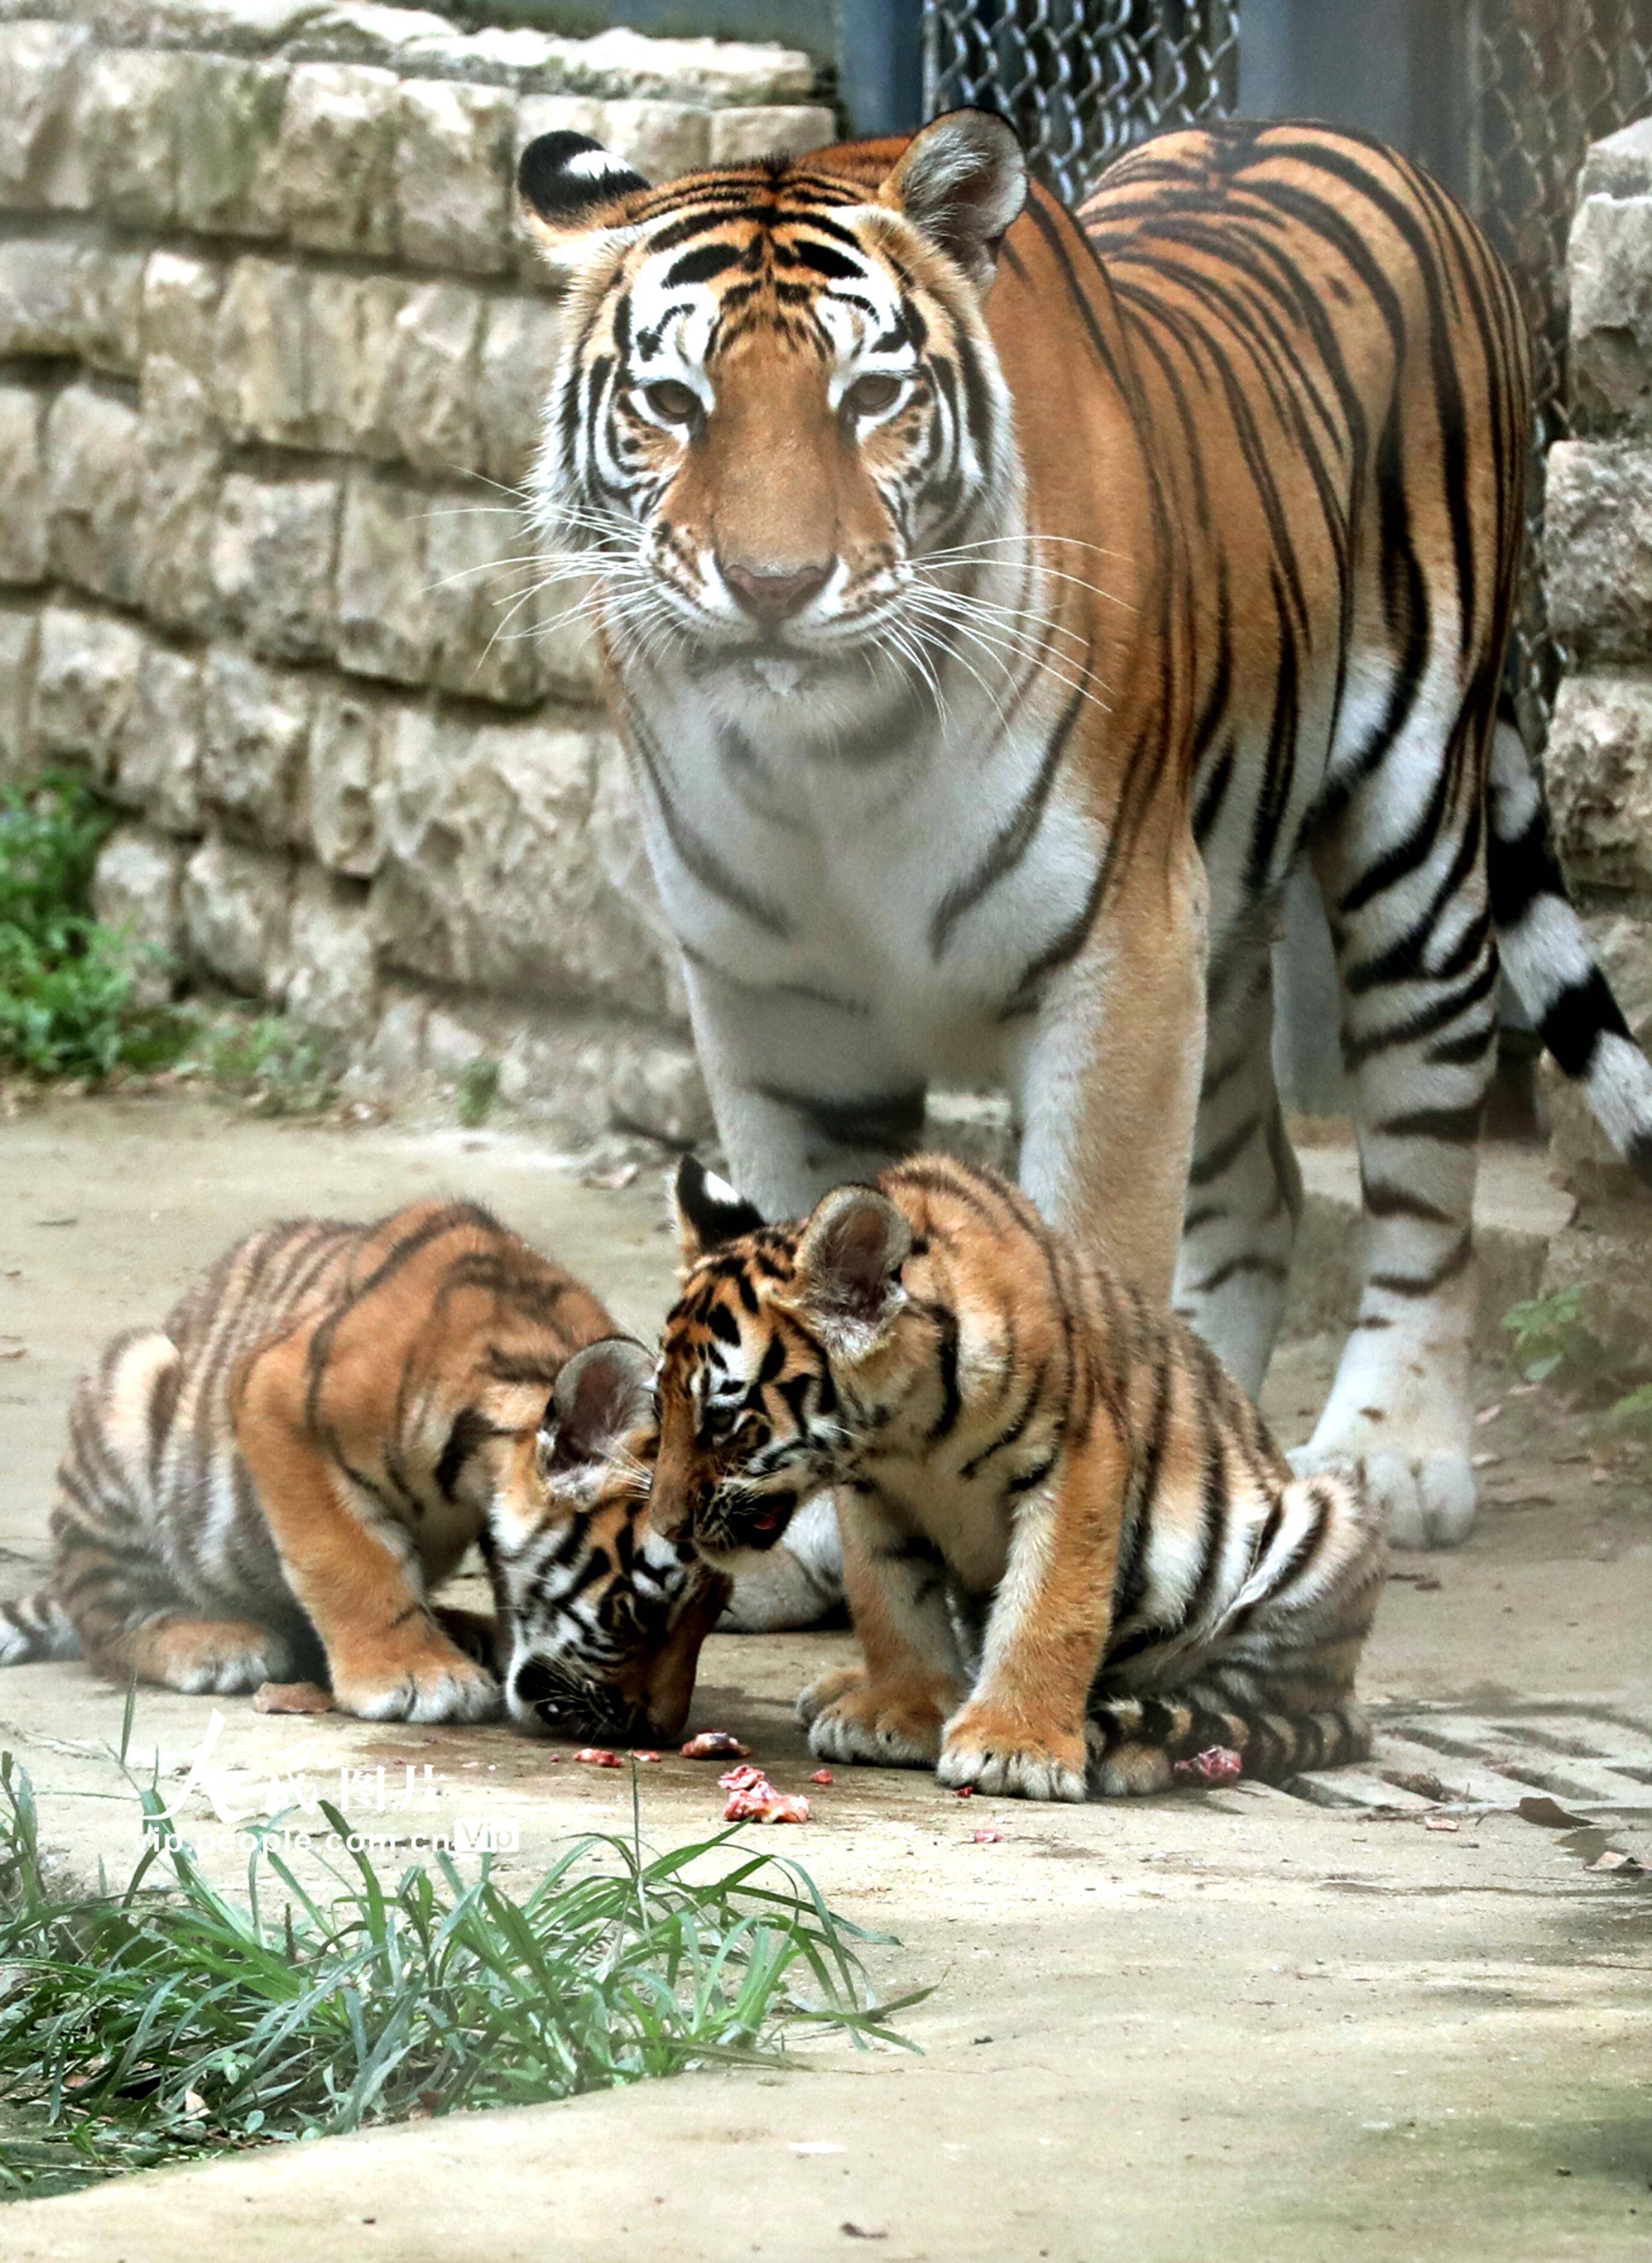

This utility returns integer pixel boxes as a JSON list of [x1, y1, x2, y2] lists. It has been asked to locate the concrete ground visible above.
[[1, 1091, 1649, 2261]]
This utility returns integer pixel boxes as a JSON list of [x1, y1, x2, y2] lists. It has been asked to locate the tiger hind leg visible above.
[[1288, 681, 1499, 1548], [84, 1614, 299, 1695], [1085, 1689, 1372, 1795]]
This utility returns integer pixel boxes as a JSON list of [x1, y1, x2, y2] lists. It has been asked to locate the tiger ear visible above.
[[518, 131, 652, 262], [674, 1154, 764, 1267], [876, 109, 1027, 293], [785, 1185, 911, 1358], [539, 1337, 655, 1472]]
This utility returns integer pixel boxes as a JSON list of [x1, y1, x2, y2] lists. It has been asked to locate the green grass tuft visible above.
[[0, 1756, 919, 2200]]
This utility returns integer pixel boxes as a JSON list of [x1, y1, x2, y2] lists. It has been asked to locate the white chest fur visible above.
[[623, 655, 1104, 1075]]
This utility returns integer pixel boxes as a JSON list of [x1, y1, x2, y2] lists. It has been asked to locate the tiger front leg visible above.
[[236, 1349, 501, 1724], [937, 1430, 1127, 1803], [800, 1493, 967, 1770], [1007, 844, 1208, 1309]]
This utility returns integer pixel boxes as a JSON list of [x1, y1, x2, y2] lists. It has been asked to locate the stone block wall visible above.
[[0, 0, 833, 1140], [1544, 114, 1652, 1204]]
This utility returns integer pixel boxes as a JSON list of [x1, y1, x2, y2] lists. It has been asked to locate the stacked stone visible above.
[[0, 0, 831, 1140], [1544, 116, 1652, 1201]]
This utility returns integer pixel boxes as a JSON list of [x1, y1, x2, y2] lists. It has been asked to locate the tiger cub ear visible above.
[[785, 1186, 912, 1358], [876, 108, 1027, 294], [518, 132, 652, 260], [674, 1154, 764, 1266], [539, 1337, 655, 1473]]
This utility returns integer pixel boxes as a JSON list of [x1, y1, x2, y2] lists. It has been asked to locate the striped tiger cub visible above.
[[651, 1154, 1386, 1801], [0, 1202, 726, 1739]]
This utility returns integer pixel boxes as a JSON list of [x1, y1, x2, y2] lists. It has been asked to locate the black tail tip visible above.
[[1629, 1129, 1652, 1188]]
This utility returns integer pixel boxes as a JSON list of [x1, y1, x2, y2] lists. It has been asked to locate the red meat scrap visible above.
[[681, 1730, 752, 1760], [573, 1748, 623, 1768], [1172, 1746, 1243, 1786], [719, 1764, 810, 1824]]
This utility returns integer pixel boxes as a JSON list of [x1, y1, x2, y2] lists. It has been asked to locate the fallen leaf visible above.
[[1424, 1816, 1460, 1833], [1474, 1403, 1504, 1425], [841, 2224, 889, 2241], [582, 1162, 639, 1191], [0, 1337, 25, 1361], [1387, 1570, 1442, 1591], [181, 2090, 207, 2118], [253, 1680, 333, 1715], [34, 1215, 77, 1228], [1390, 1771, 1454, 1802], [1517, 1795, 1592, 1830]]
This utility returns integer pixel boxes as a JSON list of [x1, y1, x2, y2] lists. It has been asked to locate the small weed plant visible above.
[[185, 1011, 342, 1118], [457, 1054, 502, 1129], [0, 776, 186, 1080], [1501, 1286, 1651, 1450], [0, 1755, 917, 2200]]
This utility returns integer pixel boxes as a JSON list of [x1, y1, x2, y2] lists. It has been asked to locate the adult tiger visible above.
[[517, 111, 1652, 1615]]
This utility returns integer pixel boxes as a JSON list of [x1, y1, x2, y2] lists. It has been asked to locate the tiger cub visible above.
[[0, 1202, 726, 1738], [651, 1153, 1386, 1800]]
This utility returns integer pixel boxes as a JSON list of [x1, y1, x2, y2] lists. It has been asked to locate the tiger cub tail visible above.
[[1089, 1469, 1385, 1794], [0, 1590, 81, 1666], [1086, 1688, 1372, 1794]]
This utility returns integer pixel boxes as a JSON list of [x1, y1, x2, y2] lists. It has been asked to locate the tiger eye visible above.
[[642, 380, 699, 425], [845, 373, 904, 419]]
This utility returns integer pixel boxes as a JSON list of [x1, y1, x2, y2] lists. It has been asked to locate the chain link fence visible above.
[[921, 0, 1652, 741], [923, 1, 1240, 206], [1469, 1, 1652, 742]]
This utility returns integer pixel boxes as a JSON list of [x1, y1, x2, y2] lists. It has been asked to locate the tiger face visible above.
[[488, 1338, 728, 1742], [517, 113, 1027, 703], [651, 1159, 913, 1567]]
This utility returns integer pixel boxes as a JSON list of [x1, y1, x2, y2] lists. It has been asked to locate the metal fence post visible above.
[[839, 0, 927, 135]]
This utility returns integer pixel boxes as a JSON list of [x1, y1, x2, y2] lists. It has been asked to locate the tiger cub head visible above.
[[488, 1337, 729, 1743], [651, 1157, 918, 1567], [515, 111, 1027, 709]]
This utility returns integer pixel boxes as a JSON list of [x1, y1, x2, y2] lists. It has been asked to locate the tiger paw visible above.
[[939, 1701, 1087, 1802], [805, 1676, 947, 1768], [1290, 1440, 1474, 1552], [147, 1620, 299, 1697], [331, 1639, 502, 1724], [796, 1663, 867, 1729]]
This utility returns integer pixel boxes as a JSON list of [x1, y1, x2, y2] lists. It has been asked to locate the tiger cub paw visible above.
[[332, 1635, 502, 1724], [144, 1620, 298, 1696], [939, 1701, 1088, 1803], [805, 1675, 947, 1768]]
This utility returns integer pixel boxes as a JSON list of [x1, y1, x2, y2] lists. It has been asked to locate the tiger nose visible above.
[[719, 556, 833, 623]]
